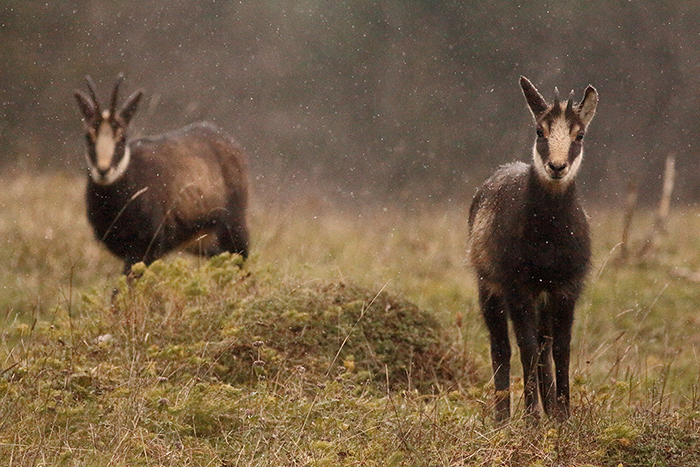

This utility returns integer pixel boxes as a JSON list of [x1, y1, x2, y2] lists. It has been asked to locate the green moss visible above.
[[92, 257, 463, 392]]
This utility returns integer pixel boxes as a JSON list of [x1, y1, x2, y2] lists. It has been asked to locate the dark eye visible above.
[[536, 128, 544, 138], [575, 133, 584, 141]]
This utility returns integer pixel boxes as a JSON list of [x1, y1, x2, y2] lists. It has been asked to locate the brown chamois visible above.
[[467, 76, 598, 423], [74, 74, 250, 275]]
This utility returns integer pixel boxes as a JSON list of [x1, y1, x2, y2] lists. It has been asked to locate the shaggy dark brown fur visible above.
[[468, 76, 597, 423], [76, 75, 249, 275]]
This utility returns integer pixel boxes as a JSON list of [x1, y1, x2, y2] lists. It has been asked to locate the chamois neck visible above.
[[88, 164, 132, 197], [527, 164, 578, 206]]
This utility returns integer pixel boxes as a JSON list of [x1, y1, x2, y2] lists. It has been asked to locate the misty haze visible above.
[[3, 2, 700, 465], [3, 1, 699, 206]]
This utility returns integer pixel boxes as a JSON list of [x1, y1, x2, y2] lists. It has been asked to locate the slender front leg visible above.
[[479, 285, 511, 424], [509, 299, 540, 419], [551, 294, 576, 420], [537, 303, 556, 416]]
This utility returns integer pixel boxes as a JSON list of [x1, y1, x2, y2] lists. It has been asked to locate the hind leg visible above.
[[479, 284, 511, 424], [216, 214, 249, 260]]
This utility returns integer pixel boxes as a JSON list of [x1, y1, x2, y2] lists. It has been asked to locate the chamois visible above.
[[467, 76, 598, 423], [74, 74, 250, 275]]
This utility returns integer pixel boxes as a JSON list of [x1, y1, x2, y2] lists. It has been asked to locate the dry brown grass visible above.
[[0, 174, 699, 465]]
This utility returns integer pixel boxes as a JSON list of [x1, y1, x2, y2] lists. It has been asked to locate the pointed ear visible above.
[[520, 76, 548, 120], [74, 90, 97, 121], [577, 85, 598, 126], [117, 89, 143, 126]]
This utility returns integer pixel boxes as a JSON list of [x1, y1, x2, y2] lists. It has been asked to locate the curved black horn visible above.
[[110, 73, 125, 118], [566, 89, 575, 113], [553, 86, 560, 108], [85, 75, 101, 115]]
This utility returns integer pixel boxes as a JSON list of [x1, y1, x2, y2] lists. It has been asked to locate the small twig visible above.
[[638, 154, 676, 259], [618, 179, 638, 263], [656, 154, 676, 233], [0, 362, 20, 377]]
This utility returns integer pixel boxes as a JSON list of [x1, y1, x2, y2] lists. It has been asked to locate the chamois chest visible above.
[[468, 163, 591, 291], [85, 178, 161, 261], [518, 199, 590, 282]]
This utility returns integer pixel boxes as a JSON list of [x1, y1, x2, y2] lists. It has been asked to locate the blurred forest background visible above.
[[2, 0, 700, 206]]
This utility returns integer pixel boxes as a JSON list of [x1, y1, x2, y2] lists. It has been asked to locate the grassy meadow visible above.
[[1, 173, 700, 466]]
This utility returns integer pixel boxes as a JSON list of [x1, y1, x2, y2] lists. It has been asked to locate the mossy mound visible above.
[[212, 280, 455, 390], [96, 254, 468, 392]]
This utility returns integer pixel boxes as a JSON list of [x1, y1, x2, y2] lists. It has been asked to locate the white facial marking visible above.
[[566, 148, 583, 183], [532, 108, 582, 189], [95, 120, 116, 171], [547, 117, 571, 170], [89, 145, 131, 185], [532, 144, 549, 181]]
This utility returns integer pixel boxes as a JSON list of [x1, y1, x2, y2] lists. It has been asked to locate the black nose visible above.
[[547, 161, 567, 173]]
